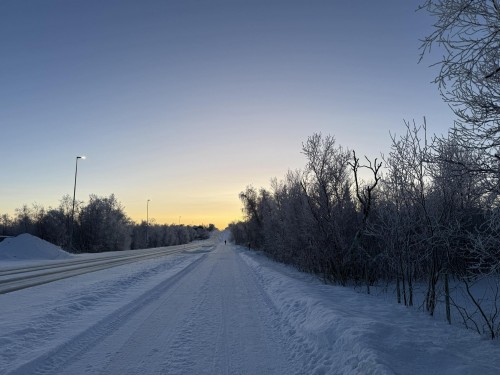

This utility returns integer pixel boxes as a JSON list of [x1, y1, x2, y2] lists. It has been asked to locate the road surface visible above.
[[0, 242, 213, 294], [12, 240, 299, 374]]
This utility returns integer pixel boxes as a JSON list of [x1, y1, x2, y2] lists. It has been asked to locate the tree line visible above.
[[0, 193, 215, 253], [230, 1, 500, 339]]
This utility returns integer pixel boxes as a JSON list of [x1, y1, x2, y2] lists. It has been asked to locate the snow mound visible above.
[[0, 234, 72, 260]]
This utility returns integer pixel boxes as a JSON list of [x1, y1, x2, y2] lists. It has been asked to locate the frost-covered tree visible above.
[[420, 0, 500, 187], [39, 208, 67, 247], [0, 214, 14, 236], [231, 127, 500, 338], [15, 204, 34, 234], [300, 133, 356, 284], [78, 194, 131, 252]]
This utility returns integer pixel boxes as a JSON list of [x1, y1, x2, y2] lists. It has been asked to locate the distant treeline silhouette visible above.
[[0, 193, 215, 253]]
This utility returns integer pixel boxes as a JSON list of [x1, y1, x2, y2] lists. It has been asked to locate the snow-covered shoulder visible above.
[[239, 247, 500, 375]]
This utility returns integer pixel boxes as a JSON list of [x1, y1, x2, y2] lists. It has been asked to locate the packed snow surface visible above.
[[0, 236, 499, 374], [0, 233, 72, 261]]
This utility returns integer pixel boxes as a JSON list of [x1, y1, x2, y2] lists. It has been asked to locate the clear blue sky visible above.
[[0, 0, 453, 229]]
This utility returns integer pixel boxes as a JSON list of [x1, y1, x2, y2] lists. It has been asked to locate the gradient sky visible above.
[[0, 0, 454, 229]]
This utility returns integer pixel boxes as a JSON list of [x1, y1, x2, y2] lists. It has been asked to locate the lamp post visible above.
[[69, 155, 85, 252], [146, 199, 150, 246]]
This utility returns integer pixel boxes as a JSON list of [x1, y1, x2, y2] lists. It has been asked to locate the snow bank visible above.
[[0, 234, 72, 260], [240, 249, 500, 375]]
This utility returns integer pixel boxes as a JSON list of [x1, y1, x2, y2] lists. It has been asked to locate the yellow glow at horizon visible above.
[[126, 193, 244, 230]]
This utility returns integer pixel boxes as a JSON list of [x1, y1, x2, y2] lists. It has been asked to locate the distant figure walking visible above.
[[224, 240, 227, 245]]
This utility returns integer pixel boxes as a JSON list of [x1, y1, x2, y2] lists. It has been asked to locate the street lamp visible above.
[[69, 155, 85, 251], [146, 199, 150, 245]]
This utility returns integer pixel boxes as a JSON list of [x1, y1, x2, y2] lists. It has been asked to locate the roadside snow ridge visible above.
[[0, 234, 72, 260]]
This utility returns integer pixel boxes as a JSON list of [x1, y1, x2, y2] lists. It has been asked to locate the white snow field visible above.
[[1, 236, 499, 374]]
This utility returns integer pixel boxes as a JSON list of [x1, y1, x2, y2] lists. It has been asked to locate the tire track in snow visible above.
[[157, 244, 297, 374], [158, 264, 216, 374], [7, 253, 208, 375], [1, 254, 200, 372]]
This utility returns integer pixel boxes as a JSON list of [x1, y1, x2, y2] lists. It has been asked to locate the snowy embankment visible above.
[[240, 248, 500, 375]]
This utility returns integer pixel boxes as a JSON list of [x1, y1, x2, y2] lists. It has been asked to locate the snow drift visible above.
[[0, 234, 72, 260]]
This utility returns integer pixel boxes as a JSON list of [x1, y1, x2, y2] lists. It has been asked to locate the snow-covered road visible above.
[[2, 236, 500, 374], [40, 244, 294, 374], [0, 243, 206, 294], [2, 241, 298, 374]]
